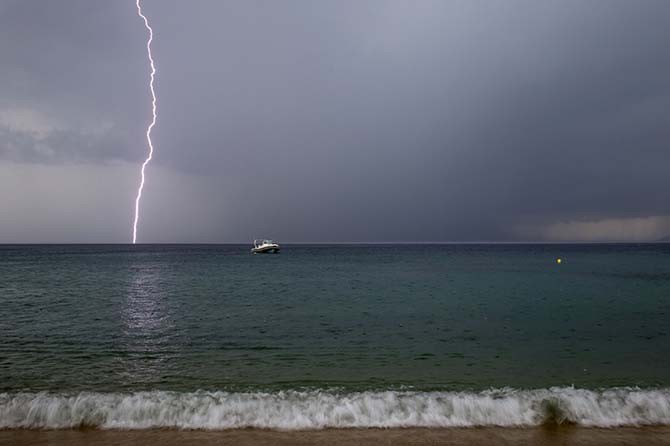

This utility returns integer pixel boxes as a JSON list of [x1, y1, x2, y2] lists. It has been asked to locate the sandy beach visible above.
[[2, 427, 670, 446]]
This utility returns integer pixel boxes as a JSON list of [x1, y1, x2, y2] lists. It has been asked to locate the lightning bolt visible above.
[[132, 0, 157, 244]]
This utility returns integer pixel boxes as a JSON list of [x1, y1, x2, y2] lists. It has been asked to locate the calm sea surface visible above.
[[1, 244, 669, 429]]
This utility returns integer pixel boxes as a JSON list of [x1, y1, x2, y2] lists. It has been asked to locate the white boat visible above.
[[252, 239, 280, 253]]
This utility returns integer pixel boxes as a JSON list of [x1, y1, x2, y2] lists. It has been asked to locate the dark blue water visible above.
[[1, 244, 669, 429]]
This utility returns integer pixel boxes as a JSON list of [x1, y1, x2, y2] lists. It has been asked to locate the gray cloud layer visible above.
[[1, 0, 669, 242]]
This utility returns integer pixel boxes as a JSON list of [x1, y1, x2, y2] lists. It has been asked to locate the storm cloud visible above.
[[1, 0, 669, 242]]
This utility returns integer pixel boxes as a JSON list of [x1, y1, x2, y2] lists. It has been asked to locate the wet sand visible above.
[[2, 427, 670, 446]]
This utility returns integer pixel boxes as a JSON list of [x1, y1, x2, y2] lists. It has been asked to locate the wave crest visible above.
[[1, 387, 669, 430]]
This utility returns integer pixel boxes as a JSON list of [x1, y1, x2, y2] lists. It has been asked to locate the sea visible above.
[[1, 243, 669, 430]]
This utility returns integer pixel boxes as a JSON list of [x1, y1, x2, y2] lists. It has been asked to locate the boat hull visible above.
[[252, 245, 280, 254]]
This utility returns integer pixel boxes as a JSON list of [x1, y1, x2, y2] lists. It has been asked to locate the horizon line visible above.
[[0, 240, 668, 245]]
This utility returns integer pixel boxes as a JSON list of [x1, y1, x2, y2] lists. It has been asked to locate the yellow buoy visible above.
[[557, 258, 562, 264]]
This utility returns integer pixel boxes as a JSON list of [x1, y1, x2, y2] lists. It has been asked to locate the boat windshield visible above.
[[254, 239, 275, 247]]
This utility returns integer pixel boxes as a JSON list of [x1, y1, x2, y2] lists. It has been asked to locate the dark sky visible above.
[[1, 0, 669, 242]]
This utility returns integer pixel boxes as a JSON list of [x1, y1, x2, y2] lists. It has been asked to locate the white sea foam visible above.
[[1, 387, 669, 430]]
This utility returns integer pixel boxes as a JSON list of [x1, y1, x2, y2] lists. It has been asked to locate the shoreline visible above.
[[2, 427, 670, 446], [2, 387, 669, 429]]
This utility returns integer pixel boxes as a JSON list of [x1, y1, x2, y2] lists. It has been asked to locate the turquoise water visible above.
[[1, 244, 669, 429]]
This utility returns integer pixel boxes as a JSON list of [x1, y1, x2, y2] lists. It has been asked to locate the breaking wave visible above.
[[1, 387, 669, 430]]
